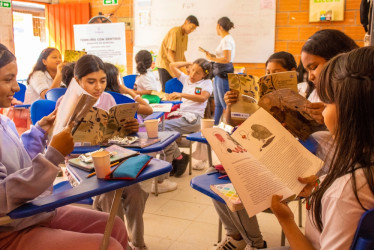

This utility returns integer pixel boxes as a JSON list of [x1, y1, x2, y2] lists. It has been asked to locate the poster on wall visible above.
[[0, 0, 14, 52], [309, 0, 345, 22], [74, 23, 127, 75]]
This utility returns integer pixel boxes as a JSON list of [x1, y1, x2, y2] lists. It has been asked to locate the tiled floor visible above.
[[57, 142, 305, 249]]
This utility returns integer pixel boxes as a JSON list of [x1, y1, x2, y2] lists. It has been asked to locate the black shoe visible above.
[[169, 163, 176, 176], [173, 152, 190, 177]]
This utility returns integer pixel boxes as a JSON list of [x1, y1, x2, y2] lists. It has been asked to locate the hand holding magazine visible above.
[[202, 108, 323, 217]]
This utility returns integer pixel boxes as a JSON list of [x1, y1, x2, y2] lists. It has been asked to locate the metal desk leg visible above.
[[154, 176, 159, 196], [218, 219, 222, 243], [100, 187, 125, 250], [207, 144, 213, 168], [162, 114, 165, 131], [189, 142, 192, 175]]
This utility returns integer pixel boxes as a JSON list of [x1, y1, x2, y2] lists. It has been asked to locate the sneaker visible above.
[[244, 241, 267, 250], [128, 241, 148, 250], [215, 236, 246, 250], [192, 160, 207, 170], [151, 179, 177, 194], [172, 152, 190, 177]]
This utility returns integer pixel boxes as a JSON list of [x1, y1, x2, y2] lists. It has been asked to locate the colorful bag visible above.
[[106, 154, 152, 180]]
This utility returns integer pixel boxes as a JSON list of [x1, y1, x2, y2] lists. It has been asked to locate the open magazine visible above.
[[202, 108, 323, 217], [258, 89, 325, 140], [227, 71, 298, 120], [73, 102, 139, 146]]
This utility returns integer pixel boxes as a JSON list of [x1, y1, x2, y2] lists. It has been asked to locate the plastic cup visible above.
[[91, 150, 111, 179], [144, 119, 159, 138], [201, 119, 215, 130]]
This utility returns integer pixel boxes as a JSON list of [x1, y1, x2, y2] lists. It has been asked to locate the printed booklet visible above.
[[202, 108, 323, 217]]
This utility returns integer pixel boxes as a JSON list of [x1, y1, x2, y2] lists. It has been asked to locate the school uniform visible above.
[[306, 168, 374, 249], [157, 72, 213, 180], [24, 71, 53, 104], [135, 69, 161, 92], [0, 115, 127, 249]]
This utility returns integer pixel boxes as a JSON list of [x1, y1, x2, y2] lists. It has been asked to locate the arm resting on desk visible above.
[[0, 147, 63, 214]]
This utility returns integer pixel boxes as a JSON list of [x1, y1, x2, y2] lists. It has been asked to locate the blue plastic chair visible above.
[[350, 208, 374, 250], [45, 88, 67, 102], [30, 99, 56, 124], [165, 78, 183, 94], [123, 74, 137, 89], [105, 91, 134, 104], [14, 82, 26, 103]]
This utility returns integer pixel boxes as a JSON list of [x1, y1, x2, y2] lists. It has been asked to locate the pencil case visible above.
[[106, 154, 152, 180]]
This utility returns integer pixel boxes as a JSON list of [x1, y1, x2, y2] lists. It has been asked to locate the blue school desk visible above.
[[127, 131, 180, 154], [5, 158, 171, 250]]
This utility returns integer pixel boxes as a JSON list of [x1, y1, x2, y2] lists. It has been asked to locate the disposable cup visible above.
[[201, 119, 215, 130], [144, 119, 159, 138], [91, 150, 111, 179]]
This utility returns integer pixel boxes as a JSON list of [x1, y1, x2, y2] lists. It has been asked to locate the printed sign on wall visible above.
[[309, 0, 345, 22]]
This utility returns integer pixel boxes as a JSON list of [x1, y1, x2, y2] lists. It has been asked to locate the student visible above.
[[58, 55, 148, 250], [104, 62, 153, 116], [204, 16, 235, 125], [0, 44, 127, 249], [224, 51, 297, 127], [24, 47, 64, 104], [271, 46, 374, 250], [150, 59, 213, 193], [134, 50, 161, 95], [301, 29, 358, 124], [155, 15, 199, 90], [212, 51, 297, 250]]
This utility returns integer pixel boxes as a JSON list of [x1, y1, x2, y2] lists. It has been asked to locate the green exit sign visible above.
[[0, 1, 11, 8], [103, 0, 118, 5]]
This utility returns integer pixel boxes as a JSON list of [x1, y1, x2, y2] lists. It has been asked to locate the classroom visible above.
[[0, 0, 373, 249]]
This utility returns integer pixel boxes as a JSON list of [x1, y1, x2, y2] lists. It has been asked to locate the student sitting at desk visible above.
[[211, 51, 299, 250], [133, 50, 161, 95], [24, 47, 64, 104], [271, 46, 374, 250], [0, 44, 127, 249], [104, 62, 153, 116], [58, 55, 148, 250]]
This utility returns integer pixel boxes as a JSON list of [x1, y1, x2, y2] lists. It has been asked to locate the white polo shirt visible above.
[[24, 71, 53, 104], [134, 69, 161, 92], [178, 72, 213, 117]]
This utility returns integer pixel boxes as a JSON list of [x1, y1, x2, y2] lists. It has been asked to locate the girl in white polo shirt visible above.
[[153, 59, 213, 190]]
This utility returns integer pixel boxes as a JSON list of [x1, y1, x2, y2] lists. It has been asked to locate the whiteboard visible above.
[[134, 0, 276, 63]]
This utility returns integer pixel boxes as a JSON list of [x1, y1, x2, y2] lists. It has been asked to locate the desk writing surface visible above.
[[127, 131, 180, 153], [190, 171, 230, 204], [8, 158, 171, 219], [186, 132, 207, 144]]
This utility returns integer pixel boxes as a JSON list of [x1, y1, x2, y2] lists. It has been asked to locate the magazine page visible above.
[[231, 108, 323, 196], [258, 71, 298, 98], [258, 89, 325, 140], [51, 79, 97, 137], [227, 73, 260, 120], [202, 127, 294, 217], [105, 102, 139, 140], [73, 107, 109, 146]]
